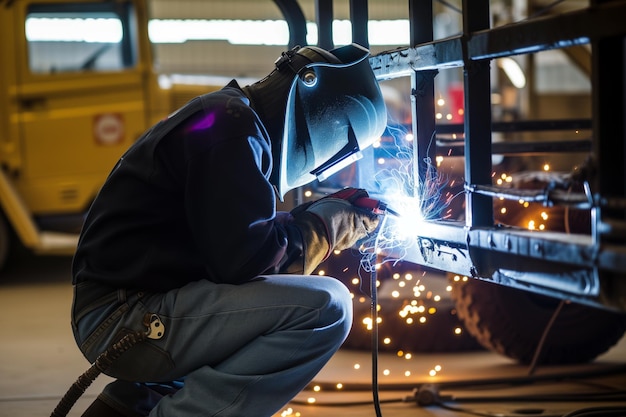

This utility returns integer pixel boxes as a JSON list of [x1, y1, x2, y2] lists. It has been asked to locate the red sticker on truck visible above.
[[93, 113, 125, 145]]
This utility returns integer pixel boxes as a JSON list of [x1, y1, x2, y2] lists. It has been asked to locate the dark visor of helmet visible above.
[[309, 126, 362, 182]]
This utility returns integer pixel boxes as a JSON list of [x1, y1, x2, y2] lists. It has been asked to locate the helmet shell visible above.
[[277, 43, 387, 198]]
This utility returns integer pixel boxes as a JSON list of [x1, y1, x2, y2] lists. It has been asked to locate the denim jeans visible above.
[[71, 274, 353, 417]]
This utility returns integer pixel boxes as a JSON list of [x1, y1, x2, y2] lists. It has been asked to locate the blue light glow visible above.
[[356, 125, 455, 273]]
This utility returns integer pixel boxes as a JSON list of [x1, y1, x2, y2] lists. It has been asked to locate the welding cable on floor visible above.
[[294, 366, 626, 413], [560, 406, 626, 417], [304, 363, 626, 394], [50, 330, 147, 417], [414, 387, 626, 417], [424, 402, 626, 417], [527, 299, 566, 376], [288, 397, 404, 407]]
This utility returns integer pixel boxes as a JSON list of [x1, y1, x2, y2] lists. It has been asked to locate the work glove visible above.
[[283, 188, 380, 274]]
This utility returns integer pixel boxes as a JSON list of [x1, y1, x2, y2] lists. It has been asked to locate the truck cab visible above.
[[0, 0, 188, 267]]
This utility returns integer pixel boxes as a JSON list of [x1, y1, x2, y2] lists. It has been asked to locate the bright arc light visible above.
[[383, 194, 425, 240]]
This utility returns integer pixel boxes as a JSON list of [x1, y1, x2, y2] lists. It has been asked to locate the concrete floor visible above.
[[1, 250, 625, 417]]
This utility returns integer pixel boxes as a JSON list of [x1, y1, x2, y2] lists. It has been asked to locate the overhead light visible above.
[[498, 57, 526, 89], [27, 17, 409, 46], [26, 17, 122, 42]]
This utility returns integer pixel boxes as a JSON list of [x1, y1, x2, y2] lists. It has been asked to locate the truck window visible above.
[[25, 2, 136, 74]]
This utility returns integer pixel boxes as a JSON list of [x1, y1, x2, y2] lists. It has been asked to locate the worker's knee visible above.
[[305, 276, 353, 337]]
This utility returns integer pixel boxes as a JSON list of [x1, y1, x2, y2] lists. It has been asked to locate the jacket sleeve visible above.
[[184, 129, 289, 284]]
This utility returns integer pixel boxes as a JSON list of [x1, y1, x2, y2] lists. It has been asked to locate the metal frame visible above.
[[277, 0, 626, 312]]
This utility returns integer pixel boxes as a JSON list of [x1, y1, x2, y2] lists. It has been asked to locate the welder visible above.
[[71, 43, 387, 417]]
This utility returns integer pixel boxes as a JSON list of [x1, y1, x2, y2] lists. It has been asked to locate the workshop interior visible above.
[[1, 0, 626, 417]]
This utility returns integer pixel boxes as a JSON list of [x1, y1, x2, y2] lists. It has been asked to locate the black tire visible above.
[[451, 277, 626, 364], [0, 213, 10, 272]]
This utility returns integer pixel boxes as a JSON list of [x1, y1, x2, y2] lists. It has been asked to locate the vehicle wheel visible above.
[[0, 213, 10, 272], [451, 277, 626, 365]]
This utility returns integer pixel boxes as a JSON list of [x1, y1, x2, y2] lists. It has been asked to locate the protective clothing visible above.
[[73, 86, 288, 291], [72, 82, 379, 289], [243, 43, 387, 199], [71, 45, 383, 417]]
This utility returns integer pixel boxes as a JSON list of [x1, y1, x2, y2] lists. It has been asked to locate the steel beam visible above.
[[370, 1, 626, 79]]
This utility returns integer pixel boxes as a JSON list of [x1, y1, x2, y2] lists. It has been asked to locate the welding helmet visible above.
[[243, 43, 387, 199]]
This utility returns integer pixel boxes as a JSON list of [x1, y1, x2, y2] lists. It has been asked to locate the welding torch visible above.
[[319, 187, 400, 217], [353, 196, 400, 217]]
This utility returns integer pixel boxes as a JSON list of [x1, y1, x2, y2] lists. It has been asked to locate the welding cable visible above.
[[286, 389, 626, 415], [425, 397, 626, 417], [560, 406, 626, 417], [50, 330, 147, 417], [369, 214, 391, 417], [527, 299, 566, 376], [294, 368, 626, 413], [433, 403, 626, 417], [425, 390, 626, 404], [288, 397, 404, 407], [304, 363, 626, 394], [414, 386, 626, 417], [370, 263, 382, 417], [429, 401, 505, 417]]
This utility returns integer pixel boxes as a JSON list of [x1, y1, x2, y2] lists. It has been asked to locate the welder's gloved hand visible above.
[[274, 211, 294, 227], [286, 188, 380, 274], [305, 197, 380, 250]]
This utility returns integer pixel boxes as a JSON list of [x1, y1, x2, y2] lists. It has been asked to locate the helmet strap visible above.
[[274, 45, 302, 74]]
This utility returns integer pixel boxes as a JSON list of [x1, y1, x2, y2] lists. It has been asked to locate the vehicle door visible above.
[[11, 0, 151, 214]]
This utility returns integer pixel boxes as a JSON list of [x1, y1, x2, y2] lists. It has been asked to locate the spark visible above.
[[354, 126, 459, 280], [429, 364, 443, 377], [280, 407, 299, 416]]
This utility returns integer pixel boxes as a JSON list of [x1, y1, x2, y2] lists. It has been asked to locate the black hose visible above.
[[50, 331, 147, 417]]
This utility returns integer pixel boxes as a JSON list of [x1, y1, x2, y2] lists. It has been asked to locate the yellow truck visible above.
[[0, 0, 218, 270]]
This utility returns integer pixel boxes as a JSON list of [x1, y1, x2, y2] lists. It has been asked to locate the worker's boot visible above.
[[79, 380, 164, 417], [80, 398, 130, 417]]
